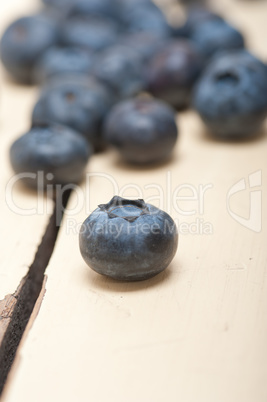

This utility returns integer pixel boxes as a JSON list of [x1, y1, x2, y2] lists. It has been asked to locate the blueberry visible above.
[[42, 0, 75, 8], [79, 196, 178, 281], [32, 75, 114, 151], [60, 16, 118, 52], [34, 47, 94, 84], [193, 50, 267, 139], [0, 15, 59, 84], [92, 45, 144, 99], [104, 97, 178, 164], [117, 32, 166, 63], [190, 19, 244, 59], [145, 39, 203, 109], [120, 2, 171, 36], [66, 0, 121, 22], [10, 124, 91, 189], [173, 6, 223, 38]]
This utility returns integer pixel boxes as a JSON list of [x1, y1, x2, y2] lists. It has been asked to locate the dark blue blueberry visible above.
[[66, 0, 121, 22], [172, 6, 223, 38], [0, 15, 59, 84], [79, 196, 178, 281], [117, 32, 166, 63], [190, 19, 245, 59], [10, 124, 91, 189], [34, 47, 94, 84], [104, 97, 178, 164], [145, 39, 204, 109], [92, 45, 144, 99], [42, 0, 75, 8], [193, 50, 267, 139], [120, 2, 171, 36], [32, 75, 114, 151], [60, 16, 118, 52]]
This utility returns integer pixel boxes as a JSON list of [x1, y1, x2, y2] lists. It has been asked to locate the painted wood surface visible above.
[[1, 0, 267, 401], [0, 0, 53, 345]]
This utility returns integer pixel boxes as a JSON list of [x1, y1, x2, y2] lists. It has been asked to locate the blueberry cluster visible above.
[[2, 0, 267, 189], [1, 1, 267, 280]]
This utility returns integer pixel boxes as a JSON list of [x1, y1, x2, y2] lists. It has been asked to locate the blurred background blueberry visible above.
[[172, 6, 223, 38], [59, 16, 119, 52], [66, 0, 121, 22], [10, 124, 91, 189], [34, 47, 94, 84], [104, 97, 178, 164], [190, 19, 245, 60], [0, 15, 59, 84], [193, 50, 267, 139], [145, 39, 204, 109], [32, 75, 114, 151], [91, 45, 145, 99], [116, 32, 166, 63]]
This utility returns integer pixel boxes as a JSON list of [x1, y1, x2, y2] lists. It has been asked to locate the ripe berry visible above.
[[10, 124, 91, 189], [79, 196, 178, 281], [193, 50, 267, 139], [104, 97, 178, 164], [0, 15, 59, 84]]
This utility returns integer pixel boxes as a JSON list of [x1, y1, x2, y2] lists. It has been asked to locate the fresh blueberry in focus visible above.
[[79, 196, 178, 281], [32, 75, 113, 151], [10, 124, 91, 189], [145, 39, 203, 109], [104, 97, 178, 164], [34, 47, 94, 84], [67, 0, 121, 22], [0, 15, 59, 84], [92, 45, 144, 99], [193, 50, 267, 139], [60, 16, 118, 52], [190, 19, 244, 59], [117, 32, 166, 63]]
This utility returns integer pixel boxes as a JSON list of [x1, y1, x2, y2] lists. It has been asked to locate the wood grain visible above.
[[2, 1, 267, 402], [0, 0, 53, 344]]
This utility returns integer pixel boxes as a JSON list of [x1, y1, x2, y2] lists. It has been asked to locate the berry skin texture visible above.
[[145, 39, 203, 109], [32, 75, 113, 151], [190, 19, 244, 59], [79, 196, 178, 281], [104, 98, 178, 164], [92, 45, 144, 99], [34, 47, 94, 84], [0, 15, 59, 84], [193, 50, 267, 139], [10, 125, 91, 189]]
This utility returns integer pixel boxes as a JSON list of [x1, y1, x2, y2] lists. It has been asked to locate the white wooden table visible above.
[[0, 0, 267, 401]]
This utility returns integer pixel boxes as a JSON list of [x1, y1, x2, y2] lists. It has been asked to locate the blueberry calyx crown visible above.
[[98, 196, 150, 222]]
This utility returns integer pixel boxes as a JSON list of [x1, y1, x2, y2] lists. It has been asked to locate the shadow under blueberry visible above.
[[199, 122, 267, 145], [111, 152, 179, 173], [1, 70, 35, 88], [85, 262, 177, 293]]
